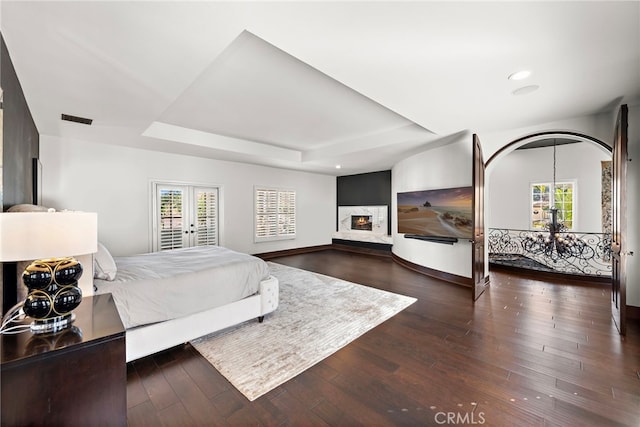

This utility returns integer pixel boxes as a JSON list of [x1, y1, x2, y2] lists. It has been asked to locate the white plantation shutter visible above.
[[255, 187, 296, 242], [278, 190, 296, 237], [255, 189, 278, 239], [195, 187, 218, 246], [158, 187, 185, 251]]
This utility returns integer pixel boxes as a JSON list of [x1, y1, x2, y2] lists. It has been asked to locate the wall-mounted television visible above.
[[397, 186, 473, 240]]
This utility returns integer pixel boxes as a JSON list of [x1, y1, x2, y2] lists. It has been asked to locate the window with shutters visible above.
[[152, 182, 220, 251], [255, 187, 296, 242]]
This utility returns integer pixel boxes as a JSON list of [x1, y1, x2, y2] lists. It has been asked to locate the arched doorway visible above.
[[485, 130, 612, 276], [483, 119, 630, 336]]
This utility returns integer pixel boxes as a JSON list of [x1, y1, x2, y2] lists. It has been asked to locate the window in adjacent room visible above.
[[255, 187, 296, 242], [152, 182, 220, 251], [530, 181, 575, 230]]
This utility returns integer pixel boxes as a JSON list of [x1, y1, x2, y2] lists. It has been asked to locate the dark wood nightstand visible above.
[[1, 293, 126, 426]]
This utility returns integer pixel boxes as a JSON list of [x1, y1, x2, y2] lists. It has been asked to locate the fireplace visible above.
[[351, 215, 373, 231], [335, 206, 391, 243], [338, 206, 387, 235]]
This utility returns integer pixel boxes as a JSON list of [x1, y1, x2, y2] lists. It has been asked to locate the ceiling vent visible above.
[[61, 113, 93, 125]]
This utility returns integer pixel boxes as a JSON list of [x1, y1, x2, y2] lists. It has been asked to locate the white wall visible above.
[[40, 136, 336, 256], [392, 135, 473, 279], [489, 142, 610, 232]]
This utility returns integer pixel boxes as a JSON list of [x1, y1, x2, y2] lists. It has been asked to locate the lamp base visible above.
[[29, 313, 76, 334]]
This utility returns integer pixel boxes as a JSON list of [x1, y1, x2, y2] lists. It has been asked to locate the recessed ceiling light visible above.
[[508, 70, 531, 81], [335, 165, 341, 169], [512, 85, 540, 96]]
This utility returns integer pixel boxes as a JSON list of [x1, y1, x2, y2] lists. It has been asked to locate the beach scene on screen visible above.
[[397, 187, 473, 239]]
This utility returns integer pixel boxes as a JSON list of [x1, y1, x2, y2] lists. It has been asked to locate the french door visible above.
[[612, 104, 628, 335], [472, 134, 487, 300], [152, 183, 219, 252]]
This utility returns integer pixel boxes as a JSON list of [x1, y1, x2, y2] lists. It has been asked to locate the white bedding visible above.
[[94, 245, 271, 329]]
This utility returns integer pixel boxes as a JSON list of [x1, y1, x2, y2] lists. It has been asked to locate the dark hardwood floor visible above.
[[127, 250, 640, 426]]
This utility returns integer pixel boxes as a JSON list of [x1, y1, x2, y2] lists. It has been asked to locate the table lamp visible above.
[[0, 211, 98, 334]]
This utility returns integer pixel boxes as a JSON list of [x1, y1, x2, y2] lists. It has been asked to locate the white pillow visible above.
[[94, 242, 117, 281]]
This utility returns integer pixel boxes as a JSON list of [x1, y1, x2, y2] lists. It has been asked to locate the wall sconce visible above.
[[0, 211, 98, 334]]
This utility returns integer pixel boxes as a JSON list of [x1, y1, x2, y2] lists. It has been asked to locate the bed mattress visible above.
[[94, 245, 270, 329]]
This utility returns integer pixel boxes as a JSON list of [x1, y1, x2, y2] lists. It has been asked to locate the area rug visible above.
[[190, 262, 416, 401]]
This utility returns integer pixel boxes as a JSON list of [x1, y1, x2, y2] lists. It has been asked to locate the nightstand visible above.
[[1, 293, 126, 426]]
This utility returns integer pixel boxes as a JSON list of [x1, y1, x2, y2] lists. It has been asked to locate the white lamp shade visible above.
[[0, 212, 98, 261]]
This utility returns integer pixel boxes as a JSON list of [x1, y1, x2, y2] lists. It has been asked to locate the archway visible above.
[[486, 131, 611, 168], [485, 130, 612, 278]]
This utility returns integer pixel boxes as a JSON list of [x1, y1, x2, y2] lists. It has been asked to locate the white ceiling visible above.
[[1, 1, 639, 175]]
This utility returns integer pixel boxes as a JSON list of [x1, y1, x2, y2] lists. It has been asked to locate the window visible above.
[[255, 187, 296, 242], [531, 182, 575, 230], [152, 182, 219, 251]]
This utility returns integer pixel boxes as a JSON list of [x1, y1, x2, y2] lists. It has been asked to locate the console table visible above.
[[1, 293, 126, 426]]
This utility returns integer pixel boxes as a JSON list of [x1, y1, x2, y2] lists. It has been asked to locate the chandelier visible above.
[[522, 139, 590, 263], [523, 207, 591, 262]]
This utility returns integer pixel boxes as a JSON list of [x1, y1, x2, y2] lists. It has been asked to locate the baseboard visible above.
[[255, 245, 333, 260], [391, 253, 473, 288], [257, 243, 393, 260]]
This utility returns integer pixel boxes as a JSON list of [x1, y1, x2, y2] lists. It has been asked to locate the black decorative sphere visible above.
[[53, 285, 82, 315], [53, 258, 83, 286], [22, 262, 54, 290], [23, 290, 53, 319]]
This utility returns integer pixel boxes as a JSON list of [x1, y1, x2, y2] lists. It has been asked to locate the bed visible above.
[[93, 244, 278, 362]]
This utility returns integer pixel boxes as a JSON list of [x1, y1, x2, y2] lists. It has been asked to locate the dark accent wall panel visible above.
[[1, 33, 40, 314], [337, 170, 392, 234], [1, 34, 39, 211]]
